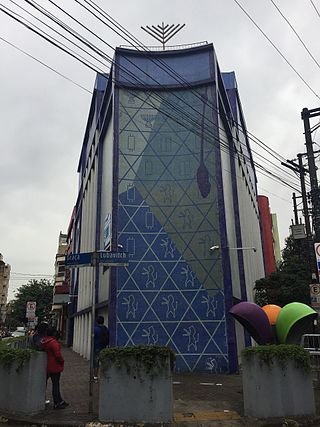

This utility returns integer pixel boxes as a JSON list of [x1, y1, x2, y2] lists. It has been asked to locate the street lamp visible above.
[[210, 245, 257, 252]]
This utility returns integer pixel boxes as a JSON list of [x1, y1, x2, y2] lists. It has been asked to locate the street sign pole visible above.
[[65, 249, 128, 414], [88, 251, 98, 414]]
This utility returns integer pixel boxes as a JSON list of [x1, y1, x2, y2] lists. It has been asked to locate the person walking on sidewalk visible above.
[[41, 326, 69, 410], [93, 316, 109, 381], [31, 322, 48, 350]]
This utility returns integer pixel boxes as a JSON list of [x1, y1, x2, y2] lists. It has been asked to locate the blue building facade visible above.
[[71, 43, 265, 372]]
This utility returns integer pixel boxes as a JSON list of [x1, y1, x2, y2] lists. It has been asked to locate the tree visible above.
[[254, 236, 311, 307], [6, 279, 54, 328]]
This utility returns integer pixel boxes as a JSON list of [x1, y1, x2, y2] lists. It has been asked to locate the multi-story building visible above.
[[258, 196, 277, 276], [0, 254, 10, 324], [52, 232, 69, 341], [271, 213, 281, 265], [69, 43, 265, 372]]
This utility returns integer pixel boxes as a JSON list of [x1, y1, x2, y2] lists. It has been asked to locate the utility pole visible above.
[[283, 156, 315, 276], [88, 252, 98, 415], [297, 153, 312, 239], [292, 192, 299, 225], [282, 157, 311, 237], [301, 107, 320, 242]]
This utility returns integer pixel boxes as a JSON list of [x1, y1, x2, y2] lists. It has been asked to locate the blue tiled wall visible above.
[[115, 86, 229, 372]]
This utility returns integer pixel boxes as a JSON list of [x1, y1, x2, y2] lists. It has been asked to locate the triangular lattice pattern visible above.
[[116, 88, 228, 372]]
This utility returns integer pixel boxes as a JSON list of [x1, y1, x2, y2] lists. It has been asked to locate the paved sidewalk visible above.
[[2, 346, 320, 427]]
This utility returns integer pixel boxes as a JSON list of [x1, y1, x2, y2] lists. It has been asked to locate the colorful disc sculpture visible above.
[[229, 301, 274, 345], [275, 302, 317, 344], [229, 301, 318, 345], [262, 304, 281, 326]]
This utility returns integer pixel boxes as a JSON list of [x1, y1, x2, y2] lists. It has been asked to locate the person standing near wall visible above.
[[93, 316, 109, 381], [41, 326, 69, 409]]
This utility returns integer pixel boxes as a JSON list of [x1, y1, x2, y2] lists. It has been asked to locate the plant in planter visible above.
[[0, 347, 34, 372], [0, 347, 47, 415], [98, 345, 175, 423], [242, 344, 315, 418]]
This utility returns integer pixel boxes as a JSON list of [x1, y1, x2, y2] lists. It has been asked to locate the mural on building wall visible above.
[[116, 86, 228, 372]]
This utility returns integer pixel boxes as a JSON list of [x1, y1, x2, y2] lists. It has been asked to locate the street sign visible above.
[[310, 283, 320, 296], [103, 213, 112, 249], [26, 301, 36, 311], [291, 224, 306, 240], [26, 301, 36, 319], [310, 283, 320, 311], [314, 243, 320, 277], [65, 252, 92, 267], [98, 251, 129, 266]]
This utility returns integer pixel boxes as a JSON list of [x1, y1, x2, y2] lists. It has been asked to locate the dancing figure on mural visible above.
[[178, 208, 193, 230], [161, 237, 175, 258], [162, 295, 178, 319], [142, 326, 159, 345], [183, 325, 199, 351], [122, 295, 138, 319], [181, 266, 195, 288], [206, 357, 219, 373], [142, 265, 157, 288], [202, 295, 218, 318], [160, 184, 174, 204]]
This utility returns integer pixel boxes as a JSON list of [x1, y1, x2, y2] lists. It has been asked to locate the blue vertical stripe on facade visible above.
[[109, 77, 120, 347], [210, 59, 238, 373]]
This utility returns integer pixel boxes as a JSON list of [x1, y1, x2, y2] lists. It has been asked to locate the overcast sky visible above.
[[1, 0, 319, 300]]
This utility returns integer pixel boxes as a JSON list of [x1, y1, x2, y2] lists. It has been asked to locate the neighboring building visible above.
[[69, 43, 265, 372], [271, 213, 281, 265], [0, 254, 10, 324], [52, 232, 69, 341], [258, 196, 277, 276], [65, 208, 76, 347]]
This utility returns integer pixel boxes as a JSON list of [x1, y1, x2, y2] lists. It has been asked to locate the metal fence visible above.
[[119, 41, 208, 51], [6, 336, 32, 349], [301, 334, 320, 387]]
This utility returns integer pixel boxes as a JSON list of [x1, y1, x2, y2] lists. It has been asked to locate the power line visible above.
[[232, 0, 320, 100], [258, 186, 292, 204], [0, 3, 102, 74], [27, 0, 294, 183], [0, 35, 91, 93], [36, 0, 284, 177], [78, 0, 290, 167], [270, 0, 320, 71], [3, 1, 302, 193], [6, 0, 304, 191], [9, 278, 52, 281], [310, 0, 320, 18], [8, 0, 110, 73], [11, 272, 53, 277], [54, 4, 303, 189], [80, 0, 312, 174], [75, 0, 302, 184]]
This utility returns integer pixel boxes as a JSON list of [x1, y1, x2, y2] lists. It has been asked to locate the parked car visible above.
[[11, 329, 26, 338]]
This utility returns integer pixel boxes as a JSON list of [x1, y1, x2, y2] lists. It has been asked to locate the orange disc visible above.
[[262, 304, 282, 326]]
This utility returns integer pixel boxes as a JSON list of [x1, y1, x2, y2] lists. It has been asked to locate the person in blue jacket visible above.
[[93, 316, 109, 380]]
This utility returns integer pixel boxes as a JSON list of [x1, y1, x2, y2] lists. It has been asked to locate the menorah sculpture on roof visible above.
[[141, 22, 185, 50]]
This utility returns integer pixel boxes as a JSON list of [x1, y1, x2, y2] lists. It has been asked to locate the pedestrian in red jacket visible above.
[[41, 326, 69, 410]]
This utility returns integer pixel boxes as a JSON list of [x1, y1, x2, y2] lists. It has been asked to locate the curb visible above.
[[250, 415, 320, 427], [1, 414, 320, 427]]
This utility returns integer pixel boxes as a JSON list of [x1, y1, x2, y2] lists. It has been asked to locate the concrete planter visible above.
[[99, 353, 173, 423], [242, 353, 315, 418], [0, 351, 47, 415]]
